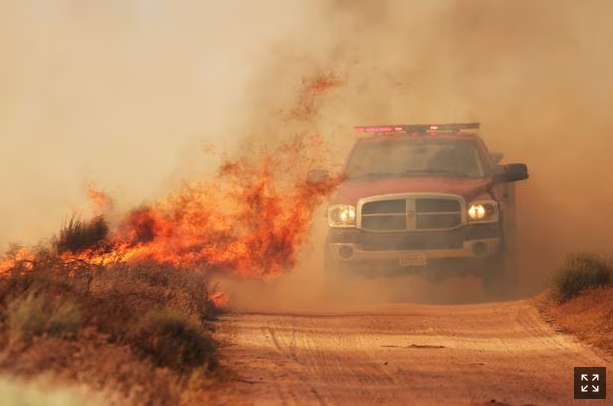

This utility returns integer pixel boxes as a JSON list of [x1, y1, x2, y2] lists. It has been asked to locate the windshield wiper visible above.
[[405, 169, 467, 177], [349, 170, 471, 179], [348, 172, 406, 179]]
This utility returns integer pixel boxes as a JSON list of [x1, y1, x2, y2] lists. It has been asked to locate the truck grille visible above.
[[358, 232, 464, 251], [359, 195, 463, 232]]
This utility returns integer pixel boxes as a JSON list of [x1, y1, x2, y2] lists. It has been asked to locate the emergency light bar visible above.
[[354, 126, 404, 133], [354, 122, 480, 134]]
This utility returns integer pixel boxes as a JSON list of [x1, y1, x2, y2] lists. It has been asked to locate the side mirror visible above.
[[494, 163, 529, 183], [306, 168, 330, 184], [490, 152, 504, 165]]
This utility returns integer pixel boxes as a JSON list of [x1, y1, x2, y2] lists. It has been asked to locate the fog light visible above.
[[338, 245, 354, 260], [472, 242, 488, 256]]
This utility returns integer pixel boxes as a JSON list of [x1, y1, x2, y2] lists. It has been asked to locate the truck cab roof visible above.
[[344, 123, 494, 182], [357, 130, 481, 143]]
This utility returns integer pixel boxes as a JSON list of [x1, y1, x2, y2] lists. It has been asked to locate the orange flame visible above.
[[110, 134, 341, 278], [0, 73, 343, 286], [290, 73, 342, 122], [87, 185, 113, 212]]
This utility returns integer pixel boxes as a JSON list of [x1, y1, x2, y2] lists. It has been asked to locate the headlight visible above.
[[327, 204, 356, 228], [467, 200, 499, 223]]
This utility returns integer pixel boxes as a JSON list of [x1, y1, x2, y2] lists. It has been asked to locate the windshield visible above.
[[345, 138, 486, 179]]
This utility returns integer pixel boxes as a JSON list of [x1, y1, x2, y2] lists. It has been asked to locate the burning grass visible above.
[[1, 72, 342, 280], [0, 73, 343, 404], [54, 215, 109, 255], [0, 134, 341, 404], [1, 136, 340, 281]]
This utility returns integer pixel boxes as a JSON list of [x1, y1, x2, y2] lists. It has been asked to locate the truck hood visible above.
[[331, 176, 494, 204]]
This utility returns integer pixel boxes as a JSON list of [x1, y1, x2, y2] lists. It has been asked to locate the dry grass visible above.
[[129, 309, 218, 373], [545, 252, 613, 355], [547, 286, 613, 354], [53, 215, 109, 255], [550, 252, 612, 303], [6, 291, 82, 343]]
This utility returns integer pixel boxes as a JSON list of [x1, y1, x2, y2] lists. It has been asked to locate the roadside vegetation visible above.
[[0, 216, 231, 406], [550, 252, 611, 303], [545, 252, 613, 354]]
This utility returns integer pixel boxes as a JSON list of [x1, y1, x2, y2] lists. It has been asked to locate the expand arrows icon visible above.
[[575, 367, 606, 399]]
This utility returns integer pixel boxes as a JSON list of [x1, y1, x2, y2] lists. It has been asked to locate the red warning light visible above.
[[354, 126, 405, 134]]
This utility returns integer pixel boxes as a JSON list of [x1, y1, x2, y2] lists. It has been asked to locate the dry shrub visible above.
[[129, 310, 218, 374], [54, 215, 109, 255], [6, 291, 82, 344], [84, 262, 218, 341], [0, 247, 98, 303], [551, 252, 612, 303], [0, 245, 224, 405]]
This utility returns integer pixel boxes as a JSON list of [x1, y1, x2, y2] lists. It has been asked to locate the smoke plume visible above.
[[2, 1, 613, 300]]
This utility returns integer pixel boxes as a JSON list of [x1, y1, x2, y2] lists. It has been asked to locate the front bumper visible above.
[[325, 223, 502, 264]]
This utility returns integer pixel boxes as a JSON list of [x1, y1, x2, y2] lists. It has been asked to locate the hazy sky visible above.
[[0, 1, 312, 247]]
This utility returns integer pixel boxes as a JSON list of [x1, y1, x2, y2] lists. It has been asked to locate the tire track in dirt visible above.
[[219, 300, 612, 406]]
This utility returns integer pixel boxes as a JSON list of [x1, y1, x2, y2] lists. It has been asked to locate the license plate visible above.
[[399, 253, 427, 267]]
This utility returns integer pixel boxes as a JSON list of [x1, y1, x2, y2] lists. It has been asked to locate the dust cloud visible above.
[[223, 0, 613, 309], [2, 1, 613, 309]]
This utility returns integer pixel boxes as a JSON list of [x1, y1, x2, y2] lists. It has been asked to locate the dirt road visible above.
[[219, 299, 611, 406]]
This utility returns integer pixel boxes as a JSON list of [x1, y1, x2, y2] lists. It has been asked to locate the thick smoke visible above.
[[2, 1, 612, 299], [235, 0, 613, 296]]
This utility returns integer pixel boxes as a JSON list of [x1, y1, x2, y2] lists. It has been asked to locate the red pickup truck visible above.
[[309, 123, 529, 299]]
